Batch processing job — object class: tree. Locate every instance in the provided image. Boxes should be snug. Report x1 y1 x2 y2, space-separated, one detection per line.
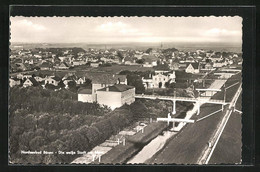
127 74 145 94
146 48 153 54
58 81 65 89
117 51 124 60
68 81 77 91
130 101 148 119
136 59 145 64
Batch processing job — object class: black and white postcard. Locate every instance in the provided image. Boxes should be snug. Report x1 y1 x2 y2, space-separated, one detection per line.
9 10 244 165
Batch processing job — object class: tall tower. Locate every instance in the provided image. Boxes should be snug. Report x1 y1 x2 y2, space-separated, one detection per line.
160 42 163 49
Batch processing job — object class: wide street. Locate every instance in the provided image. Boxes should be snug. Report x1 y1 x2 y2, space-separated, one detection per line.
146 74 241 164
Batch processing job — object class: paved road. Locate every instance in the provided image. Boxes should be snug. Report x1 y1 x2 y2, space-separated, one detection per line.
146 77 241 164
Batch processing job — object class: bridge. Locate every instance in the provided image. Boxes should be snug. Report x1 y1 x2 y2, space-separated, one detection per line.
135 94 227 104
135 94 228 115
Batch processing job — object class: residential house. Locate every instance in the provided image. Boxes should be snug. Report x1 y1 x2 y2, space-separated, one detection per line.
96 84 135 110
141 54 158 67
92 74 127 101
55 62 70 70
34 75 45 82
213 61 227 68
9 77 21 87
90 62 100 67
78 88 93 103
185 63 200 74
209 54 223 63
142 71 176 89
152 71 176 88
204 62 214 70
76 77 86 85
45 76 61 86
23 77 39 87
40 62 53 70
169 58 179 70
63 75 77 88
15 63 28 71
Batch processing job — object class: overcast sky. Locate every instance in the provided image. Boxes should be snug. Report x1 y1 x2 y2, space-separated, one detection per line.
10 16 242 44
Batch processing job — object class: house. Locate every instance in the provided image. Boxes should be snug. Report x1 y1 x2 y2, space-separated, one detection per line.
204 62 213 70
9 78 21 87
15 63 28 71
142 71 176 89
16 73 24 79
90 74 127 102
62 75 77 88
76 77 86 85
123 56 136 65
213 61 227 68
45 76 61 86
34 76 45 82
169 59 179 70
78 88 93 103
142 73 154 89
185 63 200 74
23 77 39 87
40 62 52 70
141 54 158 67
90 62 100 67
209 54 223 63
55 62 70 70
152 71 176 88
96 84 135 110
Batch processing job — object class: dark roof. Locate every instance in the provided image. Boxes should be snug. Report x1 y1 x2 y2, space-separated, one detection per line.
154 64 170 71
98 84 134 92
172 58 179 63
189 63 199 69
141 55 158 63
78 88 92 94
41 62 52 68
65 75 77 81
28 77 39 85
52 76 61 81
60 62 69 67
10 77 20 81
85 73 127 84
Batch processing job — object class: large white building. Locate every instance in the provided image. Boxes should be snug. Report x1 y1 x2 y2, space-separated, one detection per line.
78 73 135 109
142 70 176 89
96 84 135 110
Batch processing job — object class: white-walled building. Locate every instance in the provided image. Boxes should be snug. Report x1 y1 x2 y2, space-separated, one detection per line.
9 78 21 87
78 88 93 103
96 84 135 110
185 63 200 74
142 71 176 89
45 76 61 86
23 77 39 87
